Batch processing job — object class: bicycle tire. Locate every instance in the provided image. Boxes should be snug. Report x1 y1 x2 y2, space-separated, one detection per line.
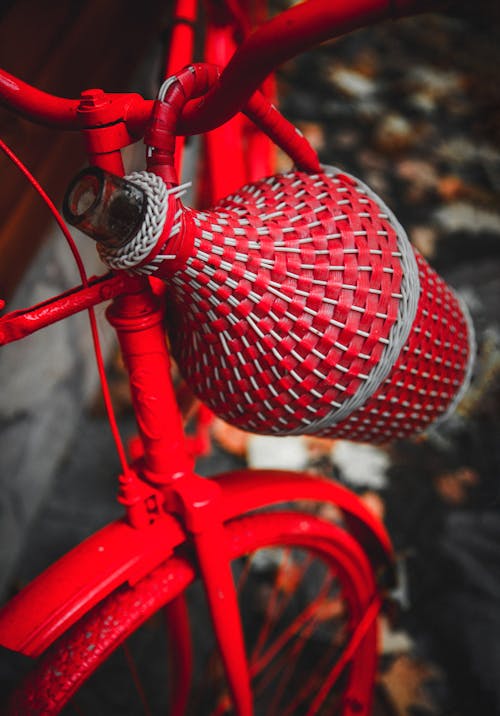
7 510 381 716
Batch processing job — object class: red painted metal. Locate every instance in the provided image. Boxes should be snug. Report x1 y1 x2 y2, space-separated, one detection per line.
216 469 395 583
229 511 380 716
0 511 185 656
310 598 380 715
199 0 277 200
176 0 441 135
202 19 248 201
0 0 440 139
0 273 131 345
144 62 319 187
163 0 198 180
164 0 198 78
107 288 194 482
7 512 380 716
162 468 252 715
0 67 149 133
240 0 277 183
0 468 393 659
244 92 321 172
193 522 253 716
0 68 80 127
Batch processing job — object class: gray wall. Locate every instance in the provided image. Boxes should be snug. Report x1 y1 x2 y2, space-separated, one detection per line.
0 227 114 596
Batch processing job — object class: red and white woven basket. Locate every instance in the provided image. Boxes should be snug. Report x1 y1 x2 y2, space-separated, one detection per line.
100 166 474 443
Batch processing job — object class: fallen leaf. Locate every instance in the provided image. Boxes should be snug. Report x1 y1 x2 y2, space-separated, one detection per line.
437 175 468 201
396 159 438 189
434 467 479 506
378 654 440 716
372 113 416 154
409 226 437 259
360 491 385 521
324 65 377 99
211 417 250 457
296 121 325 152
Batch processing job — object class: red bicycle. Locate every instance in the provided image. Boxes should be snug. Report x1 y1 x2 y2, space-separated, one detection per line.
0 1 474 714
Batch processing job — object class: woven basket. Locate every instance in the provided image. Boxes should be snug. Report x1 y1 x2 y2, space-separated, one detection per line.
101 166 474 443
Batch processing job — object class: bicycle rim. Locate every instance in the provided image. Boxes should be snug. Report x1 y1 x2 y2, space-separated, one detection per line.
8 511 380 716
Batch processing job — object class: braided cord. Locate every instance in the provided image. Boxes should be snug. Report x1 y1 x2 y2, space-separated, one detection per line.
98 172 169 271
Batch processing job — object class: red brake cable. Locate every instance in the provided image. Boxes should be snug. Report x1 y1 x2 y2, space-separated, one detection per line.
0 138 130 475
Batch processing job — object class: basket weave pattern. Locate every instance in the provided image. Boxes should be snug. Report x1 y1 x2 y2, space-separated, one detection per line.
321 251 471 441
106 168 473 442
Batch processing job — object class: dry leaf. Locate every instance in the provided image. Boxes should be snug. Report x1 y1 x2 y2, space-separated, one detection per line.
434 467 479 506
360 491 385 521
295 121 326 152
305 436 337 459
211 417 250 457
379 654 440 716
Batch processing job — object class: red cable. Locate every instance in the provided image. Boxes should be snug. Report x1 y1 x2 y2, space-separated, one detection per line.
0 138 130 474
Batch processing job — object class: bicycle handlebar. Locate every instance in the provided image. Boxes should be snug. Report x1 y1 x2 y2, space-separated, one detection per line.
177 0 441 135
0 69 80 129
0 0 443 134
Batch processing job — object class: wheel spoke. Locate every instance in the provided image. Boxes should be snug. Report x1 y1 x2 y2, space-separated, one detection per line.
122 641 153 716
305 597 381 716
249 548 292 661
264 616 320 713
251 574 333 674
281 639 343 716
11 511 382 716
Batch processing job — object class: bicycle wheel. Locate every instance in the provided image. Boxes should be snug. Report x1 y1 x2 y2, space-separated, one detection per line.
7 510 381 716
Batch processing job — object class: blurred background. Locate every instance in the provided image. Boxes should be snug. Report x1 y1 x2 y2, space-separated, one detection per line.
1 1 500 714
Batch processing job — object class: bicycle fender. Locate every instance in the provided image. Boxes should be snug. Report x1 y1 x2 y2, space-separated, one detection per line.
0 471 393 658
0 514 186 657
214 469 395 588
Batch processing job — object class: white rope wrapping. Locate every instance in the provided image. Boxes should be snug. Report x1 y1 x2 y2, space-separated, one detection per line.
98 171 169 271
289 165 421 434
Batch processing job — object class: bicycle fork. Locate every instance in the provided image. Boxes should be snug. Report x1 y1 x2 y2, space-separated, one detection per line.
108 283 253 716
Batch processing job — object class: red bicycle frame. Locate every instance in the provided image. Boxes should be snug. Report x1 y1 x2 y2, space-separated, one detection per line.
0 0 443 712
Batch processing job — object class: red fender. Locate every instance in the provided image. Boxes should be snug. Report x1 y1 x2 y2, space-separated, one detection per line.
0 470 393 657
0 515 186 657
217 470 394 585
